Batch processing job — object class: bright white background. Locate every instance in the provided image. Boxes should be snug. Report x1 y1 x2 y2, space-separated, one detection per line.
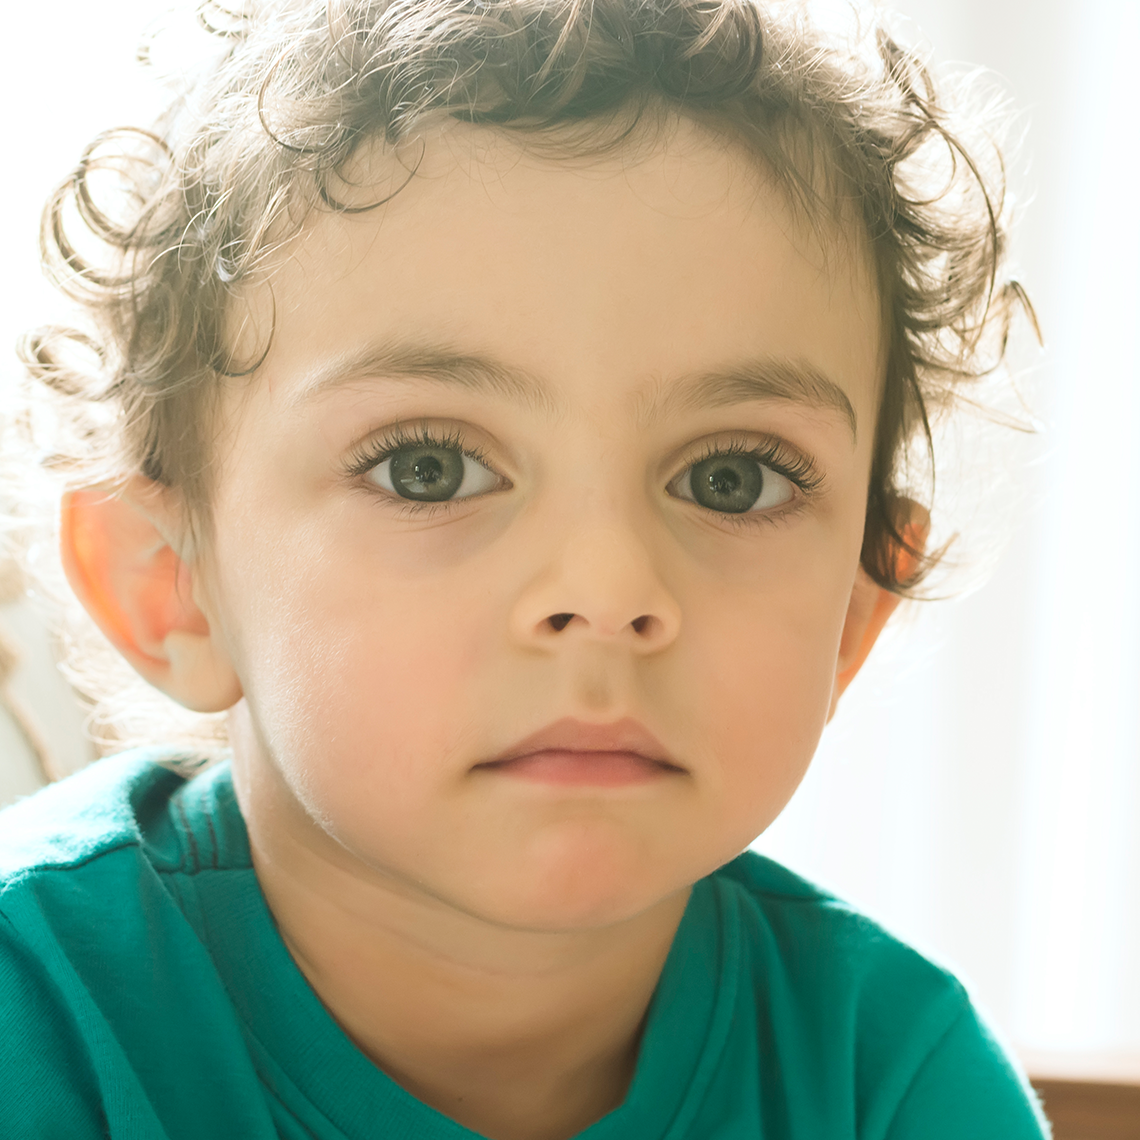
1 0 1136 1080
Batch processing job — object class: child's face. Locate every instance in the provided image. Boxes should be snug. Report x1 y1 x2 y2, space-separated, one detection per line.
204 120 883 930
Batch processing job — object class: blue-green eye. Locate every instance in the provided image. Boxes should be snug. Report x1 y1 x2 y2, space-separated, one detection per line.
671 451 795 514
367 442 500 502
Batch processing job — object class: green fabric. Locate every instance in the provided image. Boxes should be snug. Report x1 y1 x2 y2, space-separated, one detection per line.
0 751 1050 1139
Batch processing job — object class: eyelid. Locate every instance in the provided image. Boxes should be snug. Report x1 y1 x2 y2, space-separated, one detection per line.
345 420 504 480
670 433 824 494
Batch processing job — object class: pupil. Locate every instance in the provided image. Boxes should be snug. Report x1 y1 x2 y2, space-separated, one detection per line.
414 456 443 485
690 454 763 513
708 468 741 496
391 446 464 501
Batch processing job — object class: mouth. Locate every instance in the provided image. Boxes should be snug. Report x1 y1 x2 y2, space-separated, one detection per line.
474 717 686 787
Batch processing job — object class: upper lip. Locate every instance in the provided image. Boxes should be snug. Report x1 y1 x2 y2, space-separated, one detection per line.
480 717 682 769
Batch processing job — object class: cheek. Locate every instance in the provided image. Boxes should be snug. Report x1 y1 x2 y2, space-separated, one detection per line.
214 515 500 812
678 550 854 815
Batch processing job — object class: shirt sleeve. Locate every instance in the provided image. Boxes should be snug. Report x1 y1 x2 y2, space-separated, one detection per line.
883 1002 1052 1140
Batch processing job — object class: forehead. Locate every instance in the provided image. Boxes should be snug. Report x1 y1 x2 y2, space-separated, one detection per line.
234 116 883 434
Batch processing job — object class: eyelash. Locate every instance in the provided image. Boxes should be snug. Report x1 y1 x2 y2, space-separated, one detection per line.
676 435 823 528
346 423 502 516
686 435 822 492
346 423 495 478
346 424 824 520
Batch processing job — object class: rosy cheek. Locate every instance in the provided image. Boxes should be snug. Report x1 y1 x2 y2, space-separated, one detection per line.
686 585 838 768
256 593 487 801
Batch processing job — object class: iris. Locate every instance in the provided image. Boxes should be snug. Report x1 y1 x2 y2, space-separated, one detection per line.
689 454 764 513
390 446 466 501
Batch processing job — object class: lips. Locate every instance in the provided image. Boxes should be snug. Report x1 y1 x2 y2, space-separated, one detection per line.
475 717 684 785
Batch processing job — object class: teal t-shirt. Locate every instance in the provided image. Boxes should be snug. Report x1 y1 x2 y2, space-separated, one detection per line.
0 751 1050 1139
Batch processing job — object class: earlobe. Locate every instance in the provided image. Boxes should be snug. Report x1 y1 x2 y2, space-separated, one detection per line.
828 505 929 721
828 569 902 720
60 479 242 713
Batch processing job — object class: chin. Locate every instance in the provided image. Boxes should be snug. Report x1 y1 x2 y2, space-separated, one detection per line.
462 837 686 933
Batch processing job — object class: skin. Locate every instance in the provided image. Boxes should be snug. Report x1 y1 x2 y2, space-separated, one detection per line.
62 118 902 1140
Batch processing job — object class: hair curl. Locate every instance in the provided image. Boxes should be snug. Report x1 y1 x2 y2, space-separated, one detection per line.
15 0 1036 750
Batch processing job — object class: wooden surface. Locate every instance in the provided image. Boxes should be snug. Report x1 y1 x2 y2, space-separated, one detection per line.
1032 1079 1140 1140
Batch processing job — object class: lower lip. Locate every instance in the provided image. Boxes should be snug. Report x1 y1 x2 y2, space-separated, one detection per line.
479 749 675 787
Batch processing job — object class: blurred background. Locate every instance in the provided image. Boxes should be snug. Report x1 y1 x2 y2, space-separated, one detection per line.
1 0 1136 1108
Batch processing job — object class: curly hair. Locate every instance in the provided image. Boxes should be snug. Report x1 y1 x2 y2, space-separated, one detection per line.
14 0 1035 751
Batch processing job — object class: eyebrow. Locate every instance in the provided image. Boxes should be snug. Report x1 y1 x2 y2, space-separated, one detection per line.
295 338 857 439
294 341 560 416
645 359 857 440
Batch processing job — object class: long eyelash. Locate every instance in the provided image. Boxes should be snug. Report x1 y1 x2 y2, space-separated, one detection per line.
345 422 493 479
690 436 825 495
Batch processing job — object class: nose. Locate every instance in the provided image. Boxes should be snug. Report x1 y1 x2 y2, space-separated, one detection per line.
508 519 681 652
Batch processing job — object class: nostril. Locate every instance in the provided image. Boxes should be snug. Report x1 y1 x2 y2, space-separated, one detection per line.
543 613 658 635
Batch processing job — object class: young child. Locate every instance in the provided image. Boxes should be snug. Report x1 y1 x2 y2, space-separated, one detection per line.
1 1 1049 1137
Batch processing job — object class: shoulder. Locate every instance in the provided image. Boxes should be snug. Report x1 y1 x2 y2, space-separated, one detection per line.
0 749 192 887
0 746 247 950
711 848 963 1001
710 849 972 1043
705 852 1050 1138
0 752 262 1138
0 748 240 885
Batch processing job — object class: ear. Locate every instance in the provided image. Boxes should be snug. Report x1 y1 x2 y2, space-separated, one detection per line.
60 477 242 713
828 504 930 721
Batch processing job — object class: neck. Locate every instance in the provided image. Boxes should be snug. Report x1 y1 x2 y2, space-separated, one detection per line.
232 739 690 1140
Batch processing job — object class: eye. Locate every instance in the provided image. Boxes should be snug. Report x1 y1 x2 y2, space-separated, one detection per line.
366 440 501 502
670 449 796 514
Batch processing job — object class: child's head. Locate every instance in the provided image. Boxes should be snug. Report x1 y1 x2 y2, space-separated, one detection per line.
19 0 1030 927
